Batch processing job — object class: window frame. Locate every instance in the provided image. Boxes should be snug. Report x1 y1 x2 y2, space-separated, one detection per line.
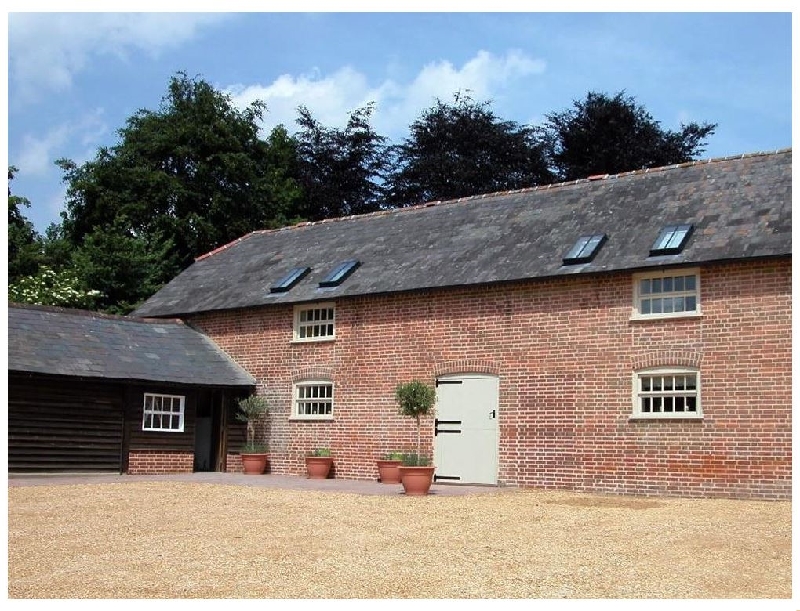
293 302 336 342
142 392 186 432
291 380 334 420
631 367 702 420
631 268 701 321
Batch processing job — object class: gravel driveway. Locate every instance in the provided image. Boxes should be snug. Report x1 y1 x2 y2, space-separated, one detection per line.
8 481 791 599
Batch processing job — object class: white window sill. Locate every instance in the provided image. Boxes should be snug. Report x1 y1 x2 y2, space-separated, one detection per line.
629 312 703 323
628 415 703 422
291 337 336 344
289 416 334 422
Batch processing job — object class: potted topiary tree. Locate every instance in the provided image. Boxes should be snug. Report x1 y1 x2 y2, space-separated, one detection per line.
395 380 437 495
236 394 270 475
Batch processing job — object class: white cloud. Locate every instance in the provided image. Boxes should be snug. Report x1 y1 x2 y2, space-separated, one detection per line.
227 49 546 141
15 110 109 178
228 66 383 133
8 13 229 102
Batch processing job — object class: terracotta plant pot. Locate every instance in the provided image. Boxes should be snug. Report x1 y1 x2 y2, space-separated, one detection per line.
306 456 333 479
376 459 403 484
241 453 269 475
398 465 435 495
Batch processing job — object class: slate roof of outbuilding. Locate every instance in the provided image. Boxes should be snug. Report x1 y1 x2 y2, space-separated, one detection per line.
134 149 792 318
8 303 255 387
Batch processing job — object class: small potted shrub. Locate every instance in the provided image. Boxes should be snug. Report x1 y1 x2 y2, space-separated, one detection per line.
376 450 404 484
395 380 436 495
235 394 270 475
306 447 333 479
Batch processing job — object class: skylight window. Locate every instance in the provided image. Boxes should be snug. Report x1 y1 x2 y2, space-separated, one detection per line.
650 224 694 256
563 234 607 265
319 260 360 288
270 267 311 293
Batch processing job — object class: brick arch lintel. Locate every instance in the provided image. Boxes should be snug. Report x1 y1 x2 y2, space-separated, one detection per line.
631 350 703 370
291 365 334 382
434 359 501 378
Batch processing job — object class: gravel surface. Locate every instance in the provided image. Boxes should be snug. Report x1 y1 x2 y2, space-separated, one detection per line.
8 482 791 599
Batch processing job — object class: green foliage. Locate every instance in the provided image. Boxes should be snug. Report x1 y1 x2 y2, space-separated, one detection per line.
56 72 305 311
8 167 43 283
236 395 270 421
240 442 269 454
8 265 102 309
401 452 431 467
69 221 177 314
395 380 436 420
387 92 553 207
309 448 332 457
395 380 436 459
236 394 270 448
294 103 389 220
382 451 405 461
540 90 717 181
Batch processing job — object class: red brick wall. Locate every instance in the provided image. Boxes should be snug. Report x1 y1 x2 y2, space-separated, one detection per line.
127 450 194 474
190 259 791 499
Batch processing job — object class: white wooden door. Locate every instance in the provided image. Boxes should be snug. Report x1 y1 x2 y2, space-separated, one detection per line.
433 374 499 485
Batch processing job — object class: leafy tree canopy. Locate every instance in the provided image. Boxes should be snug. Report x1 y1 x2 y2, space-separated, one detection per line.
58 72 304 282
294 103 389 220
540 90 717 181
386 93 554 207
8 166 42 283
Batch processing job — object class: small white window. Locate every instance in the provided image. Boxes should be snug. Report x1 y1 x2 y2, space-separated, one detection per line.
632 368 702 419
293 303 335 341
292 381 334 419
142 393 185 432
632 269 701 320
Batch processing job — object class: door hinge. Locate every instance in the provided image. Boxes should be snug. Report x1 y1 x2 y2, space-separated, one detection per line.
434 419 461 436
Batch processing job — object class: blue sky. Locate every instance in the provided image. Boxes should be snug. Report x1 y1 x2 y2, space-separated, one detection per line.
5 10 794 234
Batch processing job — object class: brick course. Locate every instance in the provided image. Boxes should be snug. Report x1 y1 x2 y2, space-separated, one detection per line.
190 259 791 499
128 450 194 475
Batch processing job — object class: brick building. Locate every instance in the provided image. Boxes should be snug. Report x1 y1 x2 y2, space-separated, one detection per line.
130 149 789 498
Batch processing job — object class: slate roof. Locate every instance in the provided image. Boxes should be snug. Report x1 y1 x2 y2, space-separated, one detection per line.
134 149 792 318
8 303 255 387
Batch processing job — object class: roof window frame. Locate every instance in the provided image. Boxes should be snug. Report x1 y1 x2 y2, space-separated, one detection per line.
562 233 608 265
649 224 694 256
319 260 360 288
270 266 312 293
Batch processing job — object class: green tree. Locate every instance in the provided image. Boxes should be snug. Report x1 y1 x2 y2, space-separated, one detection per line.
540 90 717 181
69 220 177 314
8 166 43 283
386 93 553 207
294 103 390 221
57 72 304 312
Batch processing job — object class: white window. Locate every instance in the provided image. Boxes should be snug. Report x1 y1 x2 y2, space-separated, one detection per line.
142 393 185 432
293 381 334 419
294 303 335 341
632 269 700 319
632 368 702 419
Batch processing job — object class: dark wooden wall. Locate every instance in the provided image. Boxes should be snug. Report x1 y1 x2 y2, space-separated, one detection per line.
10 373 251 473
9 373 124 472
